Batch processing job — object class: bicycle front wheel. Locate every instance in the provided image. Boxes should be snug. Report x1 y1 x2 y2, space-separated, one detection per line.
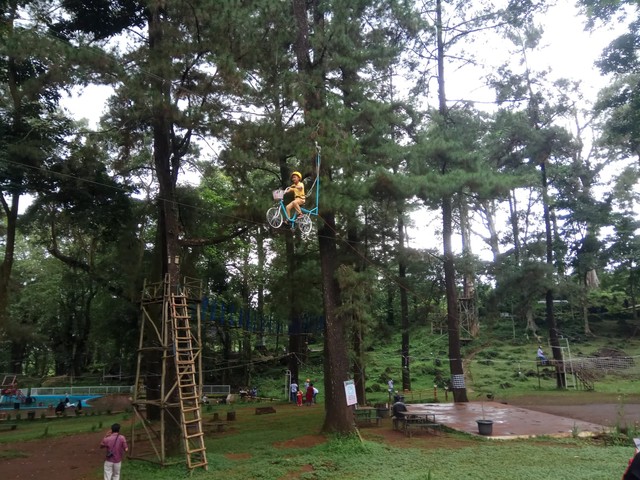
297 214 313 237
266 206 284 228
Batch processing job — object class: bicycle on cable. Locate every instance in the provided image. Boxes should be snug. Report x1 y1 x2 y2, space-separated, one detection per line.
266 144 321 238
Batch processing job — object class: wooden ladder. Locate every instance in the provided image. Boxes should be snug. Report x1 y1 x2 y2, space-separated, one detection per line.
170 293 208 471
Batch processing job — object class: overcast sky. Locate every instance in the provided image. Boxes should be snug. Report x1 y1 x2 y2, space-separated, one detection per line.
61 3 625 128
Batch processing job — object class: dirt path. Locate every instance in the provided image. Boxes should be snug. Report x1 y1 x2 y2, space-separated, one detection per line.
0 394 132 480
0 431 105 480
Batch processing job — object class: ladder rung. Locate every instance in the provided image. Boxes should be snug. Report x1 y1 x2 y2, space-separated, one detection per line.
186 432 204 440
187 443 206 454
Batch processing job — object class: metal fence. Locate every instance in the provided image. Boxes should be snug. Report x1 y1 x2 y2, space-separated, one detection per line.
30 386 133 396
202 385 231 396
30 385 231 397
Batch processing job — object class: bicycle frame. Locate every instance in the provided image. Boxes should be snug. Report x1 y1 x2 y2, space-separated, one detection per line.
276 181 318 226
275 148 320 227
267 145 321 233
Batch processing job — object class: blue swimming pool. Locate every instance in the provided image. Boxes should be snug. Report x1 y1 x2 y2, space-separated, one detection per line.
0 394 101 410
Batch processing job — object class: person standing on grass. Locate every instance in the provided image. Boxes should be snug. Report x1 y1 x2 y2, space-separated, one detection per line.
290 380 298 403
100 422 128 480
537 345 547 365
296 388 303 407
305 383 314 406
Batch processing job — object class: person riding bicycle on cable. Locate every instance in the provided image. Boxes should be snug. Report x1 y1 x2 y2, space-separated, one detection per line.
285 171 305 220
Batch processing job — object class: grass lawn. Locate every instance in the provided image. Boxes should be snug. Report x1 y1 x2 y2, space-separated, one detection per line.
4 325 640 479
0 399 633 479
121 402 632 480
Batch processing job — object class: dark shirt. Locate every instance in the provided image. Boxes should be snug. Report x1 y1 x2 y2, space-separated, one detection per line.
624 453 640 480
392 401 407 417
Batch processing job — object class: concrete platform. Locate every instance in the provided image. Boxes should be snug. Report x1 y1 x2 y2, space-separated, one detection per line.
408 402 609 439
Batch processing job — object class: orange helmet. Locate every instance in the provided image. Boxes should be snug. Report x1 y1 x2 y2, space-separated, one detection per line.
291 171 302 180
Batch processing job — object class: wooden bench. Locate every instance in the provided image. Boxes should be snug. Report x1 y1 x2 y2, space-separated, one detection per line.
203 422 227 433
401 414 440 437
354 409 381 427
255 406 276 415
0 423 17 431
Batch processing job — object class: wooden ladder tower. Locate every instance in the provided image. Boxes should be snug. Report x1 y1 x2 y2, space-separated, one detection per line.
129 275 206 471
170 292 207 470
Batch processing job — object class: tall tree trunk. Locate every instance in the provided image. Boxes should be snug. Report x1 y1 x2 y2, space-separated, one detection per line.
292 0 354 434
540 160 564 388
256 227 267 349
342 62 367 405
348 226 367 405
319 213 353 433
0 195 18 330
148 1 182 453
1 4 23 330
480 199 501 262
630 262 638 321
436 0 468 403
353 318 366 406
460 199 479 337
508 190 521 264
398 210 411 392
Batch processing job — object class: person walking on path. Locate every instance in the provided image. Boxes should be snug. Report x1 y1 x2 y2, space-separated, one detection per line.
100 422 128 480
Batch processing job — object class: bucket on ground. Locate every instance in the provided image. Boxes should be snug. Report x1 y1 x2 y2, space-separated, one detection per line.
476 419 493 436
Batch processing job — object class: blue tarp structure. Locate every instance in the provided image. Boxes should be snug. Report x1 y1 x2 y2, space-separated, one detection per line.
200 297 323 335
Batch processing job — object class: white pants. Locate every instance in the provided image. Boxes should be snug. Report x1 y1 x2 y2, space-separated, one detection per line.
104 460 122 480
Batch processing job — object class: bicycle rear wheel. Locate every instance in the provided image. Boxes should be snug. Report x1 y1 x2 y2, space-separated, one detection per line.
297 214 313 237
266 206 284 228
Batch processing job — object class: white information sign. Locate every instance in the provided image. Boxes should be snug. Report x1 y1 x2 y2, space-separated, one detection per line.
344 379 358 406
